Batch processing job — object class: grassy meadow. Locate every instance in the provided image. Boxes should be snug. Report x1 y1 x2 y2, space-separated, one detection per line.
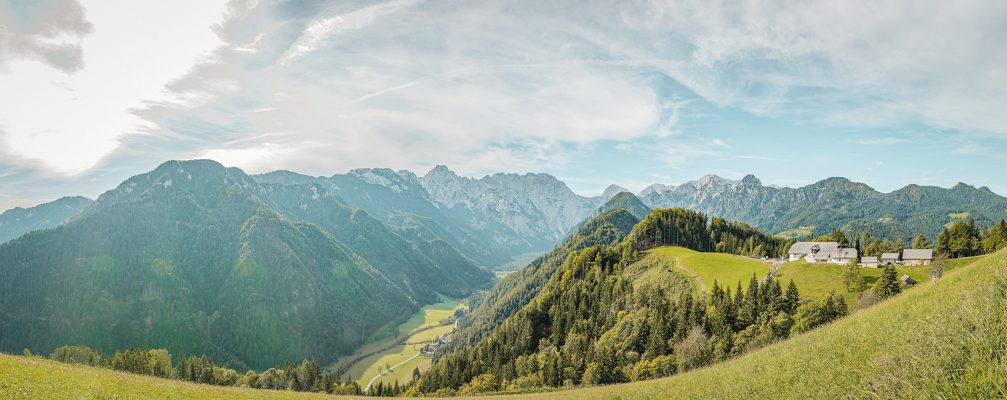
648 246 771 294
777 256 979 304
774 225 816 240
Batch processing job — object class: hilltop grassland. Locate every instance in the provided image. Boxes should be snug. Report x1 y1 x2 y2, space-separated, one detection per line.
649 246 770 295
477 249 1007 399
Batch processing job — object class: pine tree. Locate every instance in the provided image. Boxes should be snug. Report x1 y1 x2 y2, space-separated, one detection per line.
784 281 800 314
877 265 901 299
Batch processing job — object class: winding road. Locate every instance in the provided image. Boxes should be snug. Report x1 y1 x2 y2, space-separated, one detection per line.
364 352 421 392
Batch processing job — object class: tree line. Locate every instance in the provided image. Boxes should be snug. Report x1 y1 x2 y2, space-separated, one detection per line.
630 208 793 258
39 344 414 396
806 217 1007 260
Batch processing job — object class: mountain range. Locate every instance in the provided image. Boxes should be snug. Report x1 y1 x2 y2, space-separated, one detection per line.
2 161 1005 371
639 174 1007 240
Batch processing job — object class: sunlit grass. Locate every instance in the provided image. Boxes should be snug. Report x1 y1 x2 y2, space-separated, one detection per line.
648 247 770 295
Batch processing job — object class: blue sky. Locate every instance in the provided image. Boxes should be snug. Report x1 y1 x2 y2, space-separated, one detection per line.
1 0 1006 209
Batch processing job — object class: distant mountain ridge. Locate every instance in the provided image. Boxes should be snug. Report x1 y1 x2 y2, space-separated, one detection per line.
637 174 1007 240
0 196 92 244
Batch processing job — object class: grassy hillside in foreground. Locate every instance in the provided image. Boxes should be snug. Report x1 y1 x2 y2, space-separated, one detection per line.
479 248 1007 399
0 354 346 400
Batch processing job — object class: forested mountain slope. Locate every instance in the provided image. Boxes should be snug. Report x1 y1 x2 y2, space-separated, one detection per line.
419 208 790 393
0 196 92 244
446 209 641 353
494 249 1007 399
639 174 1007 240
0 160 491 370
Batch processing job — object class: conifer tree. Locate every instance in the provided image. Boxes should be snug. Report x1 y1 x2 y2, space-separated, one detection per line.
877 265 902 299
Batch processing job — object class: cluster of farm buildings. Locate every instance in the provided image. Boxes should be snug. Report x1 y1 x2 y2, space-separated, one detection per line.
787 242 934 268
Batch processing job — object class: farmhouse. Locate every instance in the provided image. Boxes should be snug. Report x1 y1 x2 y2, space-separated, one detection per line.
881 253 900 265
787 242 859 264
902 249 934 266
861 256 879 268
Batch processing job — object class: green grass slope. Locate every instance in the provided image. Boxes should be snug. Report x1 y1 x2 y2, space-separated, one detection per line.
488 249 1007 399
0 354 344 400
650 247 770 294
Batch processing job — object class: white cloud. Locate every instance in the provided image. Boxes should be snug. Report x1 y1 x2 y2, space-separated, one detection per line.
3 0 1006 187
0 0 227 174
0 0 93 73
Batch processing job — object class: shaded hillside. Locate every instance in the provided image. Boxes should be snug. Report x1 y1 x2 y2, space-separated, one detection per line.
0 196 92 244
0 160 491 370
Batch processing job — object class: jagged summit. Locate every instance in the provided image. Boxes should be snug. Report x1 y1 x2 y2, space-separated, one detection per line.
601 184 630 199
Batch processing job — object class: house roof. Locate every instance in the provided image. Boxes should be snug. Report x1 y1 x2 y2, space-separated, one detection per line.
833 248 858 259
881 253 900 260
903 249 934 260
901 274 918 284
812 253 831 260
788 241 840 255
862 256 879 263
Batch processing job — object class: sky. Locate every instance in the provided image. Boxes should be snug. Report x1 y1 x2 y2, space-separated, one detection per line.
1 0 1006 210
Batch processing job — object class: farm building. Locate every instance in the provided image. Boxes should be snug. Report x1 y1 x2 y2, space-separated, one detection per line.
902 249 934 266
861 256 879 268
787 242 858 264
881 253 900 265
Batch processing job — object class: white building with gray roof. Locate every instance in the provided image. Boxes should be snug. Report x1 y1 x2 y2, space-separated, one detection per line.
787 241 858 265
902 249 934 266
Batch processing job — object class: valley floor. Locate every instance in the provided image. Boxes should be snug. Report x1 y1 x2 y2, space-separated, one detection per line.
337 297 464 389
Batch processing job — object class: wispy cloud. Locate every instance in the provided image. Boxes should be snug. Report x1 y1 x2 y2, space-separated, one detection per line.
279 0 423 65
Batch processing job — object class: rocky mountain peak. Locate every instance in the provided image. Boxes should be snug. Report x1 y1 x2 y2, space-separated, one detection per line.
601 184 630 199
638 183 675 197
740 174 762 186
